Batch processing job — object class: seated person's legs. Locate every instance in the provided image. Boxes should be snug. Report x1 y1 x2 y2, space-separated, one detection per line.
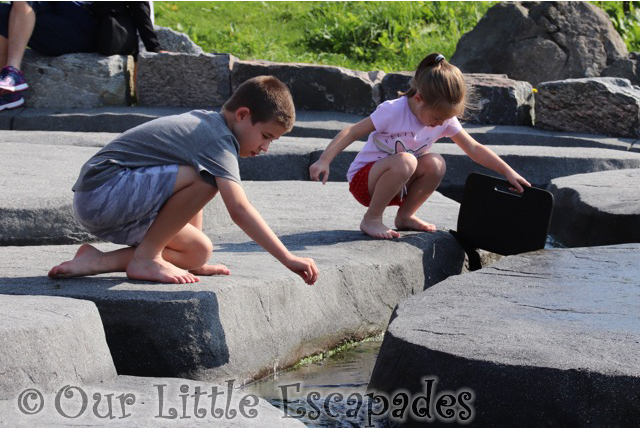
0 1 34 109
49 165 229 283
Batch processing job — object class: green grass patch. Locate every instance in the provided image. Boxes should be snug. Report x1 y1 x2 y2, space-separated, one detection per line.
155 1 639 72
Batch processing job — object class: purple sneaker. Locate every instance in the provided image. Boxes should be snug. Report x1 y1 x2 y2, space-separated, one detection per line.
0 91 24 111
0 66 28 92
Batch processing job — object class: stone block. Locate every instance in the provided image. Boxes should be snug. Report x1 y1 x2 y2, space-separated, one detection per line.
601 57 639 85
0 295 117 400
232 60 384 115
369 244 640 426
381 72 534 126
535 77 640 138
21 50 133 109
152 25 204 54
548 168 640 247
136 52 232 108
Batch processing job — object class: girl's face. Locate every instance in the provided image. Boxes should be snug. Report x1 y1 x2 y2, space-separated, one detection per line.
413 94 458 127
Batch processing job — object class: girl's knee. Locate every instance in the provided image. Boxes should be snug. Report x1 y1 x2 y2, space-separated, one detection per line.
391 152 418 177
418 153 446 177
189 235 214 267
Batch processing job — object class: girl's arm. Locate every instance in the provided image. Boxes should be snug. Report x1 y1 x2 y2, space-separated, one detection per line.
309 117 375 184
451 128 531 192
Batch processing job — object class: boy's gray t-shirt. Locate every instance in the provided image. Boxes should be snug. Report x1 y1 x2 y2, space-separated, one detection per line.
73 110 241 192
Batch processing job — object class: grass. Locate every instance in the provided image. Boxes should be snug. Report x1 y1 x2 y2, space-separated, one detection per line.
155 1 639 73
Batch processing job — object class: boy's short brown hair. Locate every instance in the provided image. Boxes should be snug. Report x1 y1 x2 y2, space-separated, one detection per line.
222 76 295 132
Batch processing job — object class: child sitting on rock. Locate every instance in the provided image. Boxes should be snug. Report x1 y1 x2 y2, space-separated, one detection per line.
309 53 531 239
49 76 318 285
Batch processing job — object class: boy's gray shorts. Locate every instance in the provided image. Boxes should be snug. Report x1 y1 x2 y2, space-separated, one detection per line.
73 164 179 246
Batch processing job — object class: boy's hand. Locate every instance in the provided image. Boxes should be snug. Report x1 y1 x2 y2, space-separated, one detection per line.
309 159 330 184
505 171 531 193
284 256 319 285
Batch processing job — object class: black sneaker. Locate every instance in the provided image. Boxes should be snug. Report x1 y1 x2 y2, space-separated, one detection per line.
0 66 28 92
0 91 24 111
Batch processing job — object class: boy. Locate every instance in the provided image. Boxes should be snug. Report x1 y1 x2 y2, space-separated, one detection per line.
49 76 319 285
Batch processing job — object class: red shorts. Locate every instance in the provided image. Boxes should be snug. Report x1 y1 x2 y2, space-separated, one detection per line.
349 162 404 207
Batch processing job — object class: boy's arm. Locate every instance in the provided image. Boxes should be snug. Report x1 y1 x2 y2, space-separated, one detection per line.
451 129 531 192
216 177 319 285
309 117 375 184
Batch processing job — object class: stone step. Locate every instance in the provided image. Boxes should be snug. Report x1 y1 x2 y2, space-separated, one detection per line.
0 295 117 401
2 108 638 152
1 139 639 246
368 244 640 426
0 296 300 427
548 168 640 247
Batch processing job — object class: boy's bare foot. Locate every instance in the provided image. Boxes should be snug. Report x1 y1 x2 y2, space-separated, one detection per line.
360 216 400 239
395 215 437 232
126 256 199 284
189 264 231 276
48 244 104 278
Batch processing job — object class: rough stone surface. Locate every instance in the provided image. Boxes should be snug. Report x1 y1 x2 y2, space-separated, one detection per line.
451 2 628 86
369 245 640 427
21 50 133 109
232 60 384 115
381 72 535 126
535 77 640 138
0 295 117 400
151 25 204 54
548 168 640 247
136 53 232 107
601 56 640 85
0 375 304 427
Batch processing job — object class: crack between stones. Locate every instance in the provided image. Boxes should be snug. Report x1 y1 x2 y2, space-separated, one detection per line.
414 328 465 336
516 303 608 315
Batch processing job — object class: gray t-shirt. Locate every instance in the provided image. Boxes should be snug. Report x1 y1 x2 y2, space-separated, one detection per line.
73 110 241 191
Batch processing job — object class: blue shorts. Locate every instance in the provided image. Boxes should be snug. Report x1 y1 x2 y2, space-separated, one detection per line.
73 165 179 246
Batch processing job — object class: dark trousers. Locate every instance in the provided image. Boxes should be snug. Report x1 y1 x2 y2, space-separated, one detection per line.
0 1 98 56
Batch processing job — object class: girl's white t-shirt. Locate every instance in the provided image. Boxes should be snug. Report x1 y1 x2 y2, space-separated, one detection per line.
346 96 462 182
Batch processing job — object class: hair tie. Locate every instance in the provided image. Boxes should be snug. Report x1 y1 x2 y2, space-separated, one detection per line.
435 54 446 63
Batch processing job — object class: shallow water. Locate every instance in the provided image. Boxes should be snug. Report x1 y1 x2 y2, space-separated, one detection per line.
242 340 388 427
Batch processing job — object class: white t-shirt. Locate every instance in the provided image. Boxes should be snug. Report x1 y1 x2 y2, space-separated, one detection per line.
346 96 463 182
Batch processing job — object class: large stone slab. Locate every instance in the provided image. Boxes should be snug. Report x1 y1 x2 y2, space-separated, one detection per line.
548 168 640 247
451 2 628 85
0 375 304 427
535 77 640 138
136 53 233 108
21 50 133 109
232 60 383 115
368 244 640 427
381 72 535 126
0 295 117 400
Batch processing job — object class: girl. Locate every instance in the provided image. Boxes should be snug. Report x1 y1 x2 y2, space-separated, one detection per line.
309 53 530 239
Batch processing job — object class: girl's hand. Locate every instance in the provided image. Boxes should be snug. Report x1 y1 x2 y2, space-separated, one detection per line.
309 159 330 184
284 256 319 285
505 170 531 193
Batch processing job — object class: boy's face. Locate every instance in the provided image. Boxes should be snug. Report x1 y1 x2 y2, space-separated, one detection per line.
233 108 287 158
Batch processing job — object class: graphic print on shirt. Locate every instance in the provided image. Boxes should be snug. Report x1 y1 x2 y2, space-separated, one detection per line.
371 131 434 158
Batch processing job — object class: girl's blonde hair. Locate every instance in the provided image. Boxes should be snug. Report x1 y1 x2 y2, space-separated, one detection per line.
403 53 468 118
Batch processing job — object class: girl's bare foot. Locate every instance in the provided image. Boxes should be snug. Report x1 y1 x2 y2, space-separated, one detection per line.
395 215 437 232
48 244 104 278
360 215 400 239
126 256 199 284
190 264 230 276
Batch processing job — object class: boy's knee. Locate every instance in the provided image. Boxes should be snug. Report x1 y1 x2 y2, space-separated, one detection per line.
190 235 214 267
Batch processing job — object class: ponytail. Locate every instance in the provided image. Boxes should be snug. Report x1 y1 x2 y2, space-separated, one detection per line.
402 52 467 117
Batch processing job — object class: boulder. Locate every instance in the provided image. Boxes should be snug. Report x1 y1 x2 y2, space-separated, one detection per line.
232 60 384 115
601 54 640 85
151 25 204 54
548 168 640 247
535 77 640 138
0 295 117 400
369 244 640 426
21 50 133 108
451 2 628 86
381 72 534 126
136 52 233 108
